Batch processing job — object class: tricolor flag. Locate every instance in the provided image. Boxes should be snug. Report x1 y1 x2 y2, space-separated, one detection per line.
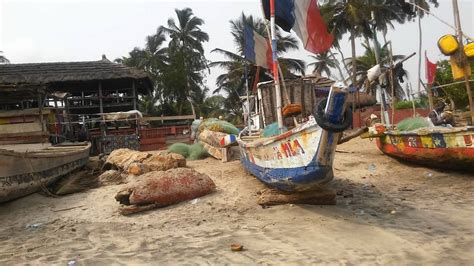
261 0 334 54
244 24 272 69
425 52 437 85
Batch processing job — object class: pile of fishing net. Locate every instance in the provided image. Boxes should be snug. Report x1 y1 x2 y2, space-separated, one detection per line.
168 143 209 160
396 117 431 132
261 122 287 137
198 118 239 135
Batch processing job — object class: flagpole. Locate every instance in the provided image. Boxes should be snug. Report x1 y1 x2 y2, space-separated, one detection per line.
270 0 284 132
244 64 252 134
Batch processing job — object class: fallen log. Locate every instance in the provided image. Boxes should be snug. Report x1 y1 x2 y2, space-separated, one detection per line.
257 187 336 206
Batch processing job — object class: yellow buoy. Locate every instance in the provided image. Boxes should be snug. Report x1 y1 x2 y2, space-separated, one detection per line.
450 56 471 80
464 42 474 58
438 34 459 55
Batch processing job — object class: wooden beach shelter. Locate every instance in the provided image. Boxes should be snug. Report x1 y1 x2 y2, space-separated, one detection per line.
0 55 152 115
0 56 152 152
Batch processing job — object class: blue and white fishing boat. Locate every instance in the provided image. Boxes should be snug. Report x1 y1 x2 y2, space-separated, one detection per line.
237 0 352 192
237 84 351 192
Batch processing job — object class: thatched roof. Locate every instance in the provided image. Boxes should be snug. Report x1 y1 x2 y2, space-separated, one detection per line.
0 58 152 93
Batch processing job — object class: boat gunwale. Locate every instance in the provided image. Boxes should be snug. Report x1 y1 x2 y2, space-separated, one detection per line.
384 126 474 136
237 118 319 148
0 142 91 158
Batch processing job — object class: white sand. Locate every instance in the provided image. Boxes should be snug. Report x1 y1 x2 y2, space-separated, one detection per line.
0 138 473 264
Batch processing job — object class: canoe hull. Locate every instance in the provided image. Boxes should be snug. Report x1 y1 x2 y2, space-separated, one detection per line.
0 143 91 202
238 89 347 192
376 130 474 170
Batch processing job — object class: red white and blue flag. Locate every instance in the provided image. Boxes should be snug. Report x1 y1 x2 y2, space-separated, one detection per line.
261 0 334 54
244 24 272 69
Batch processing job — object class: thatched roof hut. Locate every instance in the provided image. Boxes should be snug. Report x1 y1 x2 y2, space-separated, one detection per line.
0 56 152 114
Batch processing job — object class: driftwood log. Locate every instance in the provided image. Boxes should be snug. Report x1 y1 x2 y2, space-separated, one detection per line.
257 188 336 206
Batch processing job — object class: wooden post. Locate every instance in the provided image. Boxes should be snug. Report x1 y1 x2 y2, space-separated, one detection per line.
132 80 137 110
38 90 45 133
98 81 104 114
427 83 434 110
452 0 474 124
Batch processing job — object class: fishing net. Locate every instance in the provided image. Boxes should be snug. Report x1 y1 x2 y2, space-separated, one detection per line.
168 142 208 160
168 143 191 158
396 117 431 132
188 143 209 160
261 122 287 137
198 118 239 135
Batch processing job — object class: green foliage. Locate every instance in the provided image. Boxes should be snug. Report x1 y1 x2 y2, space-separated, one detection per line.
395 97 428 110
0 51 9 64
434 59 474 111
117 8 209 116
396 117 430 132
209 13 306 119
199 95 226 118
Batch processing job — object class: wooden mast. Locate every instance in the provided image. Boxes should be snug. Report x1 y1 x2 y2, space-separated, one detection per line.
270 0 284 132
452 0 474 124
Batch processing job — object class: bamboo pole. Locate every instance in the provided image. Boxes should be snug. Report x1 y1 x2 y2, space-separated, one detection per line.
270 0 284 132
452 0 474 124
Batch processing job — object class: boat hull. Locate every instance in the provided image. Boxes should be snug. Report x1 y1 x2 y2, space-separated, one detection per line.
238 90 347 192
0 143 91 202
376 129 474 170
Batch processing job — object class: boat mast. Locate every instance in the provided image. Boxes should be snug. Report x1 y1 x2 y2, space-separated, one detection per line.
269 0 284 132
452 0 474 123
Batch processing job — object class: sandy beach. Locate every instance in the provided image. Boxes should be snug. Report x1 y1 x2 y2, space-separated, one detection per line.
0 138 472 265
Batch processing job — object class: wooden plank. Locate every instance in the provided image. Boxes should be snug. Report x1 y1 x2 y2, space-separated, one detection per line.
142 115 195 121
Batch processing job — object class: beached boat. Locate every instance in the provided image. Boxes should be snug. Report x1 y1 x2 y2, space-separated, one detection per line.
0 142 91 202
364 125 474 170
362 0 474 171
237 86 351 192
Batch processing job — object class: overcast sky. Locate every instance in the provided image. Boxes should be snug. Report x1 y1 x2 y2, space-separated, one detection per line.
1 0 473 96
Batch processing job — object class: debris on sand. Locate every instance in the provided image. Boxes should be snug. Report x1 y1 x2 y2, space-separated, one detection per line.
230 243 244 252
49 170 98 195
115 168 216 215
98 170 126 186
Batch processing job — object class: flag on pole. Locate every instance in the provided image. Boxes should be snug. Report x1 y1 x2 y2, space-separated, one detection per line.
244 24 272 69
261 0 334 54
425 52 437 85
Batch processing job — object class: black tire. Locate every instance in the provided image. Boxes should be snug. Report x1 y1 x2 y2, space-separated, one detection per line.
313 98 352 133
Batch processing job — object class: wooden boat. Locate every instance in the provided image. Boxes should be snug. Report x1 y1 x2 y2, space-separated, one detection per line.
0 142 91 202
361 0 474 171
237 86 351 192
363 125 474 170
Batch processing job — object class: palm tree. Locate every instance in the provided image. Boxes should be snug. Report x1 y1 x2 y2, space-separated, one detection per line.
209 13 305 117
116 28 169 113
160 8 209 114
307 52 340 78
344 42 408 99
0 51 10 64
320 0 438 87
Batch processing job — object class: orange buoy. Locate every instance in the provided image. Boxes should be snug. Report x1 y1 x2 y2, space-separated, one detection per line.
282 103 302 117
